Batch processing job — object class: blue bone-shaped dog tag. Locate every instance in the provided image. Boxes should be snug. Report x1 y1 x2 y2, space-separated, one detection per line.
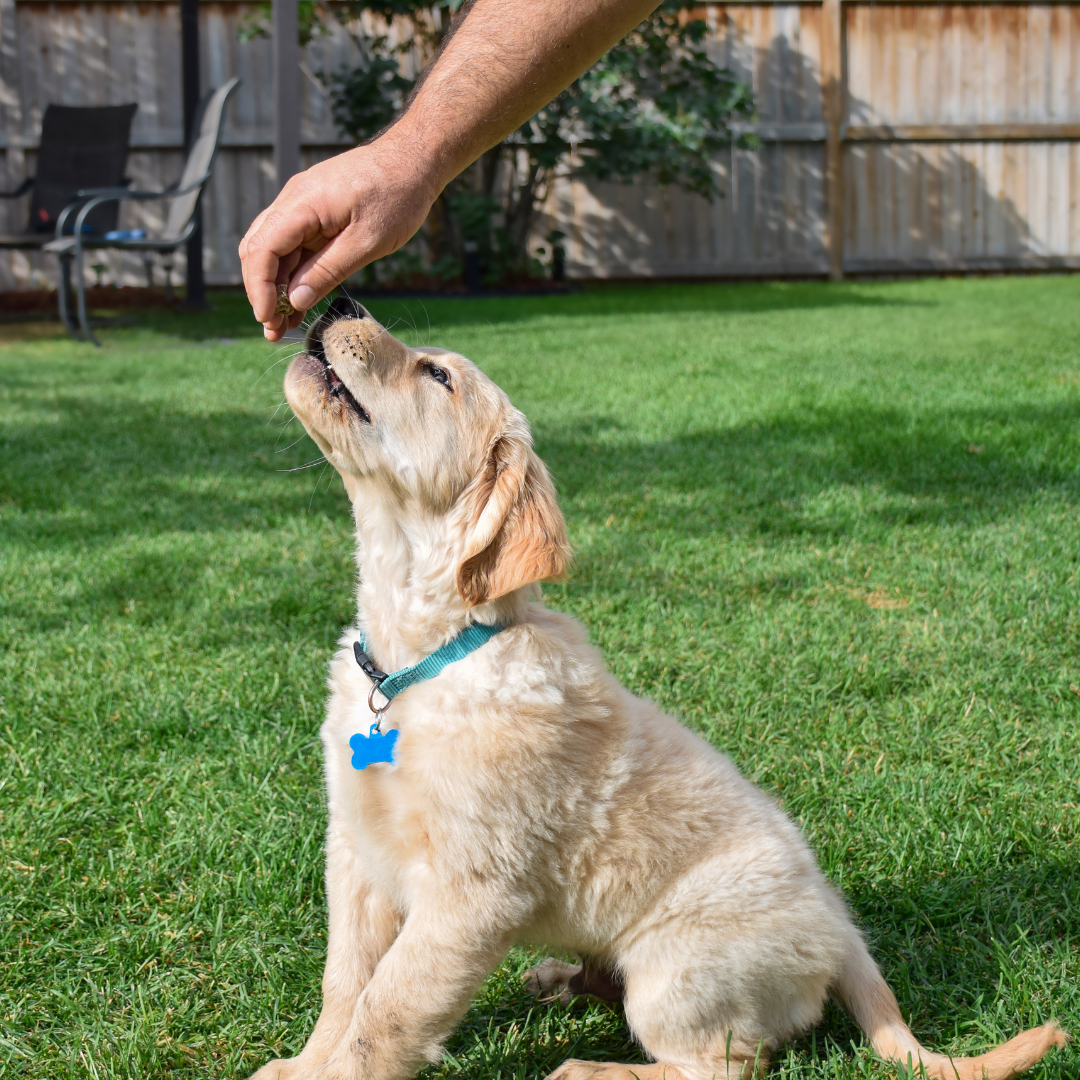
349 723 398 770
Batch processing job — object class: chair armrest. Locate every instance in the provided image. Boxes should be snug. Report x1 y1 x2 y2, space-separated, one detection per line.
54 178 135 235
0 177 34 199
54 197 89 238
73 186 164 200
55 186 169 239
74 177 208 202
58 173 213 244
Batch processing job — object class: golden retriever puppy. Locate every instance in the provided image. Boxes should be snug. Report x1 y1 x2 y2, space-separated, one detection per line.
249 299 1066 1080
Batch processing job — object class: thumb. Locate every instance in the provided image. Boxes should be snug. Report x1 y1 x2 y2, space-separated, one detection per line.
287 230 372 312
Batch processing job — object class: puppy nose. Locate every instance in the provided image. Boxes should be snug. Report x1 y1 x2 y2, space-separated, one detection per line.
326 294 373 322
305 294 376 360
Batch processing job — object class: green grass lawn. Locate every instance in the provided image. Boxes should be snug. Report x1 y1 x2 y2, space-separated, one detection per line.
1 278 1078 1079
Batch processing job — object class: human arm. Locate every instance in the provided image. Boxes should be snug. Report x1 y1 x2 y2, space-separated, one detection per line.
239 0 662 340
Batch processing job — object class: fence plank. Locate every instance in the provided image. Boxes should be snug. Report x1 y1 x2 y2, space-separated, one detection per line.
1 0 1079 289
846 122 1080 138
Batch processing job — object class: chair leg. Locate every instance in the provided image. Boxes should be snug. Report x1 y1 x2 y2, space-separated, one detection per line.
75 244 100 347
57 255 79 338
143 255 154 290
162 256 174 303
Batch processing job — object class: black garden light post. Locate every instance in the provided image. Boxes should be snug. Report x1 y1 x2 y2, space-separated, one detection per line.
180 0 206 309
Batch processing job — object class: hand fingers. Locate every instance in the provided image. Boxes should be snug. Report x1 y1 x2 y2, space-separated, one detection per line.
275 246 303 286
241 204 326 323
248 248 306 340
238 205 271 261
243 246 286 325
239 207 277 320
262 321 285 342
258 249 312 340
240 145 431 328
287 230 372 312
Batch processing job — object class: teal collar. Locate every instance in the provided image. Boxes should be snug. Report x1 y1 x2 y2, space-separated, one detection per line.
353 622 505 720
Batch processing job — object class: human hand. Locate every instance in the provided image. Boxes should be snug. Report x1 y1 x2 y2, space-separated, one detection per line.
239 134 440 341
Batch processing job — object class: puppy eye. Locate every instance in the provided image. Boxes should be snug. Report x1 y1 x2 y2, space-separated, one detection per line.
422 363 453 392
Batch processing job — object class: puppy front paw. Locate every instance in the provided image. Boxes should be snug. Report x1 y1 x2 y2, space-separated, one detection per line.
544 1060 614 1080
247 1056 310 1080
523 957 582 1005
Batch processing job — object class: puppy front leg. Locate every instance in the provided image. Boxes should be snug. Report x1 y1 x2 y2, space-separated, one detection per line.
319 901 513 1080
249 830 401 1080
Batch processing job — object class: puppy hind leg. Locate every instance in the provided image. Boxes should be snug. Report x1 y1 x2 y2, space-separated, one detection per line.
545 1062 689 1080
545 1040 770 1080
525 956 626 1006
545 1059 764 1080
524 958 582 1005
623 999 777 1080
541 981 770 1080
619 958 779 1080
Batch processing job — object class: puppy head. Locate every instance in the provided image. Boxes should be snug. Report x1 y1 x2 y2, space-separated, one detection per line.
284 297 570 606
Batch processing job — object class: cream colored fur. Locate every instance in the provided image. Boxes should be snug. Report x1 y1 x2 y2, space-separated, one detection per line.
249 301 1067 1080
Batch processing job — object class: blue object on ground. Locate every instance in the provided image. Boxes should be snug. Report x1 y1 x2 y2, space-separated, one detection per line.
103 228 146 240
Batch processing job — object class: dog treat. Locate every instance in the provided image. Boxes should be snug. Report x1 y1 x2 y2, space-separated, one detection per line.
275 284 296 317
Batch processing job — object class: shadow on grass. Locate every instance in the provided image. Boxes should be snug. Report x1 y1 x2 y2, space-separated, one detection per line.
359 280 927 333
116 281 925 345
4 390 1077 640
828 856 1080 1052
540 400 1080 536
857 853 1080 963
0 393 340 538
3 393 1078 550
107 291 273 342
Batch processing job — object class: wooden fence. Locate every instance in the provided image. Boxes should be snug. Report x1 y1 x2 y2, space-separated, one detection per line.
0 0 365 288
0 0 1078 289
547 1 1080 278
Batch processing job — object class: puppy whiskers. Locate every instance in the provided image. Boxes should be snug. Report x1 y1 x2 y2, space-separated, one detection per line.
254 343 306 387
308 460 331 510
275 433 309 454
280 455 329 473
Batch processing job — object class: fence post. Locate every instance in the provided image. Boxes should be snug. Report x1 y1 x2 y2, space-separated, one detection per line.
0 0 22 291
273 0 301 191
821 0 844 281
0 0 24 255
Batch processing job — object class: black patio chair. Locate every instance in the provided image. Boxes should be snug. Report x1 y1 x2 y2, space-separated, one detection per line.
45 78 239 344
0 103 138 249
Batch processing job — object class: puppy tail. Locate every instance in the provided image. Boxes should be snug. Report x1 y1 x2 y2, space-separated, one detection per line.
834 935 1069 1080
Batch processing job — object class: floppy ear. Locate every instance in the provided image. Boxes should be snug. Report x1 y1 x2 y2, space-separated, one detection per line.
457 415 570 607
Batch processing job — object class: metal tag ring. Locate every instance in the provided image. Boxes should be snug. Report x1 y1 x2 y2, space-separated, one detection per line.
367 681 392 723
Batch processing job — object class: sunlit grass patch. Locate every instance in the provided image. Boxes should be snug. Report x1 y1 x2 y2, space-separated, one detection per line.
1 278 1077 1078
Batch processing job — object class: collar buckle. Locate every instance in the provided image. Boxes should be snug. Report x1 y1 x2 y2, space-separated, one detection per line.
354 640 392 728
353 641 388 684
